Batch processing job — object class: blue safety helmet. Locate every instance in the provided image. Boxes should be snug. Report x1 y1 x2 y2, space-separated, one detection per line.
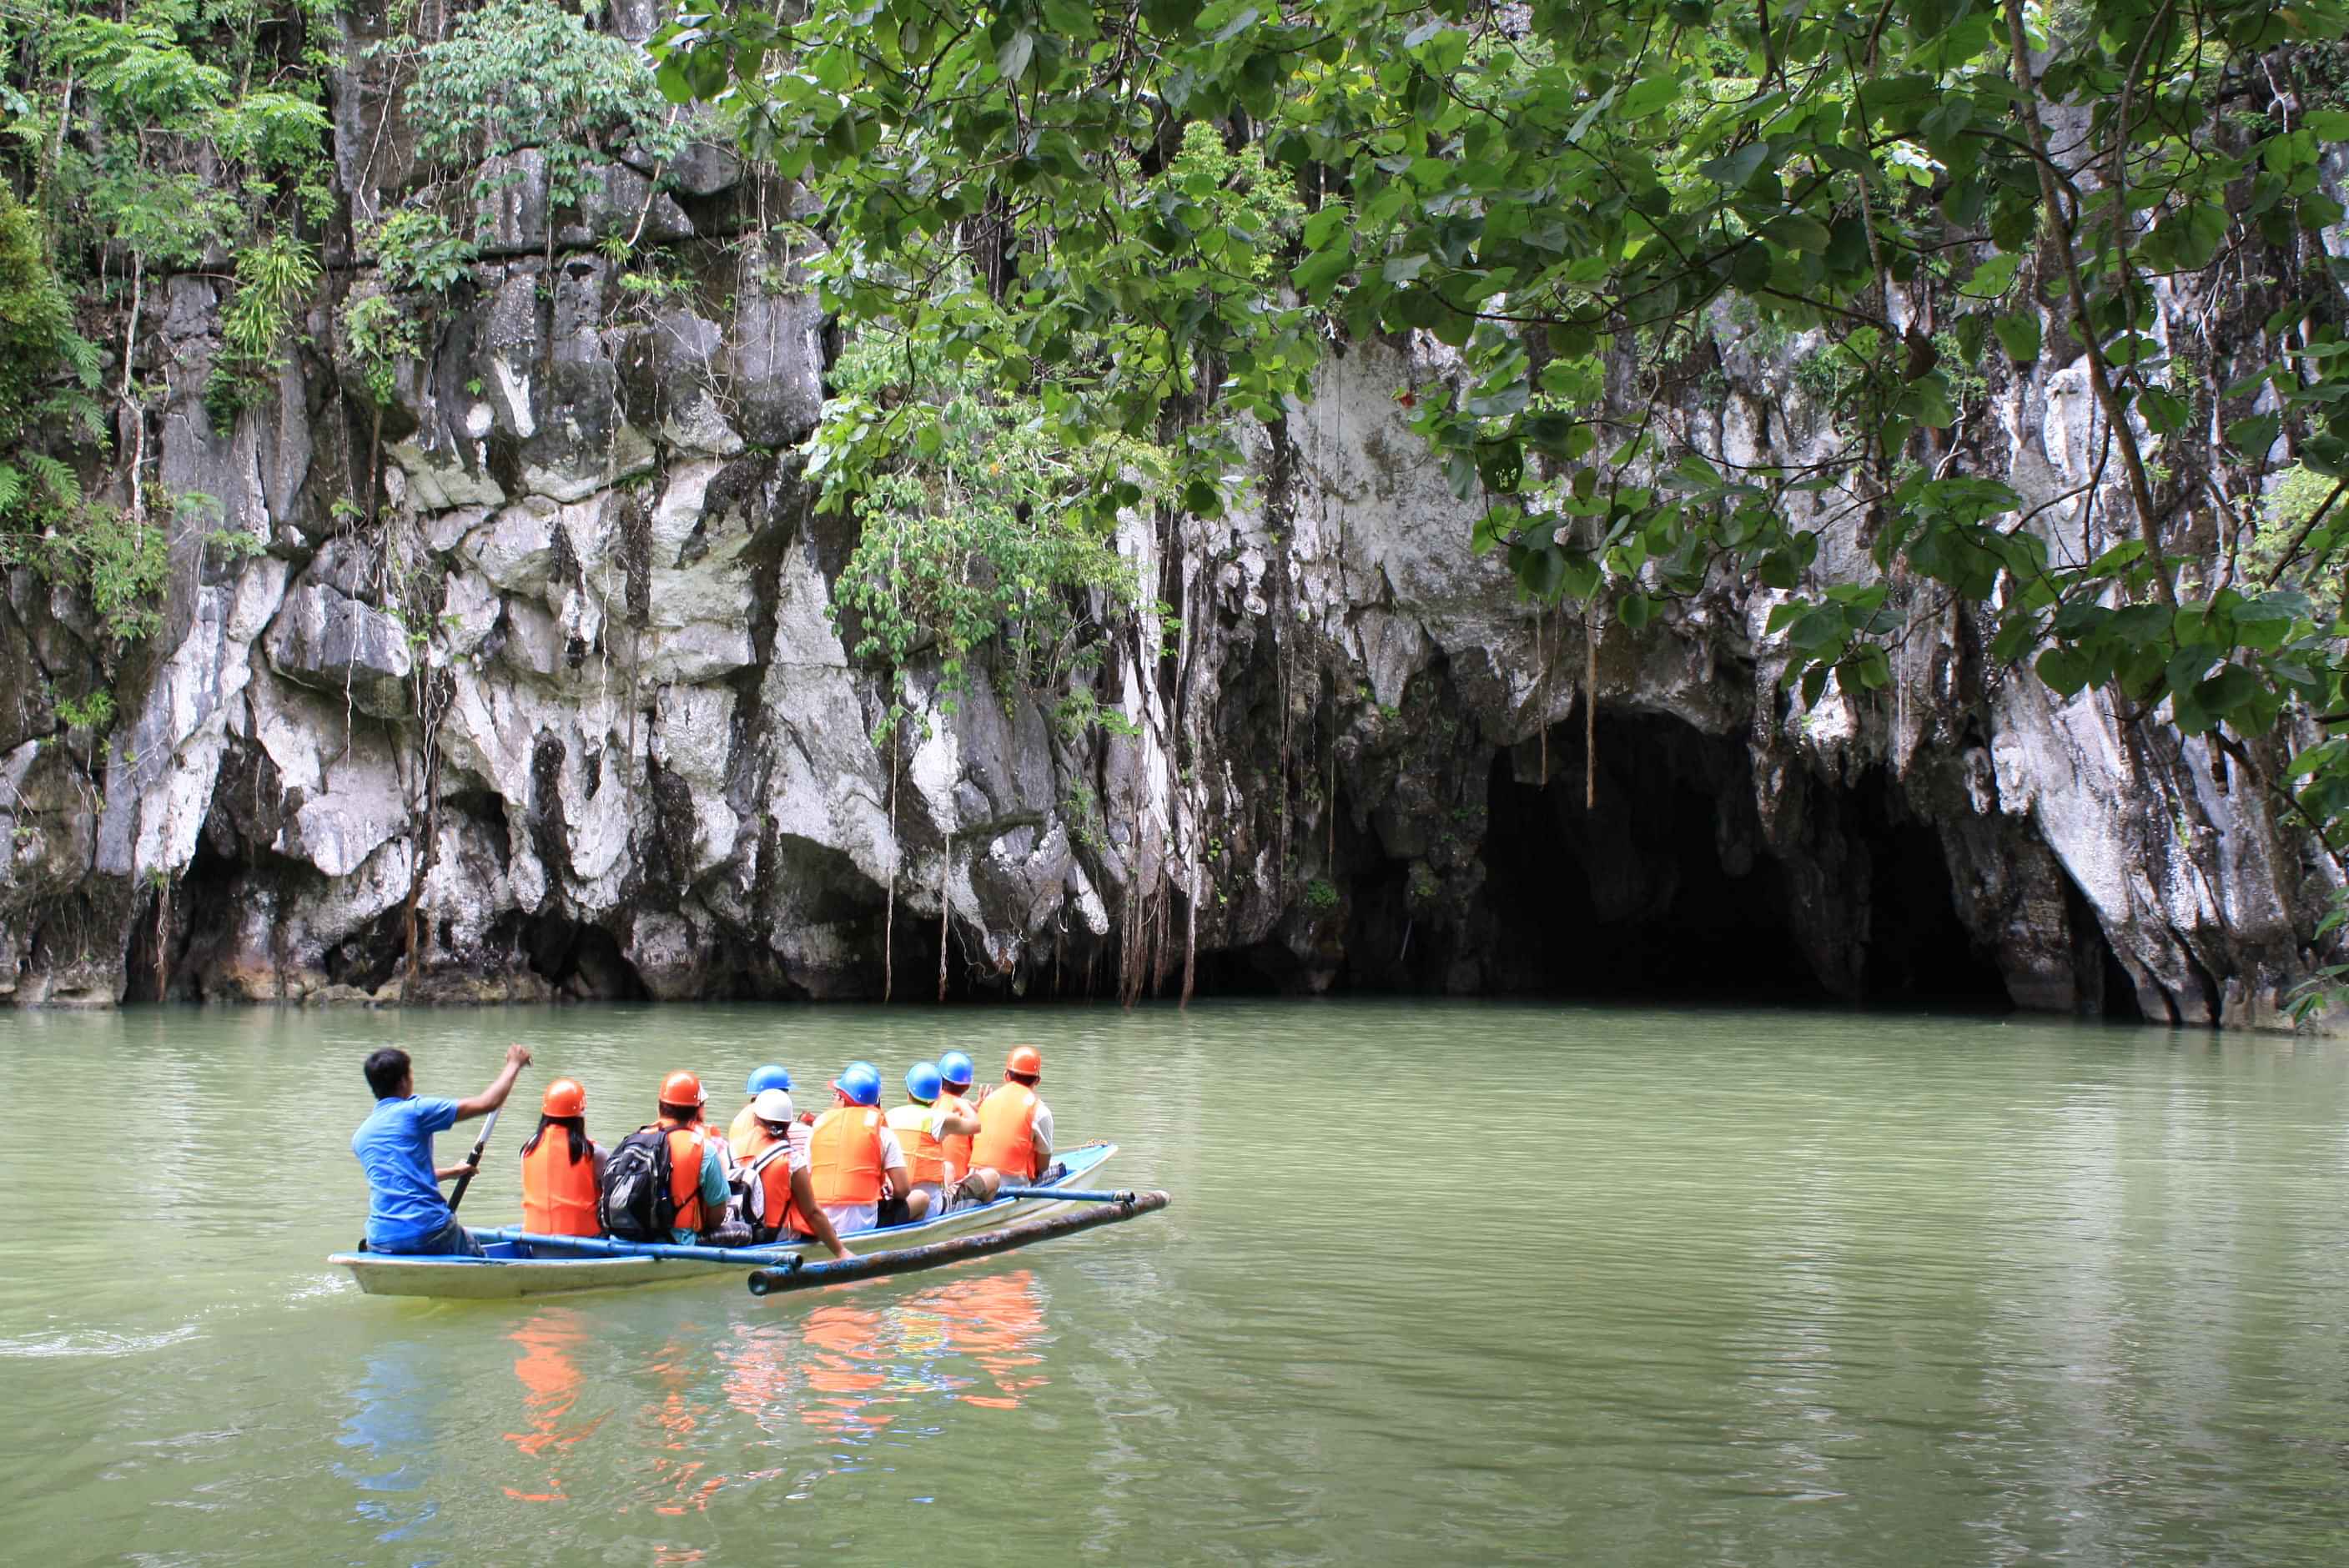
747 1063 792 1095
836 1061 883 1107
938 1050 974 1089
905 1062 943 1104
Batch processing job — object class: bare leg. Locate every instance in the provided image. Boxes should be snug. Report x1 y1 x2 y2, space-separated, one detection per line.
905 1189 933 1221
958 1168 1003 1204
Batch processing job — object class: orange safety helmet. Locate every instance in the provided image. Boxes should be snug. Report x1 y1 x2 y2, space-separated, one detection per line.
1006 1045 1043 1078
541 1077 586 1118
660 1069 706 1107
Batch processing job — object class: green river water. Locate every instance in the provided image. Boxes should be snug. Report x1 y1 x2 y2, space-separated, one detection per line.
3 1001 2348 1565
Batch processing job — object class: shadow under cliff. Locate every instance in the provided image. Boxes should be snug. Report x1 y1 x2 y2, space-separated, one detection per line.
1329 711 2015 1011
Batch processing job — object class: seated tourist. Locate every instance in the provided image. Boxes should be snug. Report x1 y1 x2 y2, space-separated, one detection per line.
736 1088 851 1259
971 1045 1054 1184
517 1077 604 1238
809 1061 923 1234
885 1061 993 1217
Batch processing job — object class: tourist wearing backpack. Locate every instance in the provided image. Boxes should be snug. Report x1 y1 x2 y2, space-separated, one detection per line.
598 1071 732 1244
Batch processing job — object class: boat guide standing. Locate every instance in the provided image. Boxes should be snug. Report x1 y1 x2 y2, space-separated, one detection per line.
973 1045 1054 1184
351 1042 531 1257
518 1077 604 1238
810 1061 923 1234
737 1088 853 1259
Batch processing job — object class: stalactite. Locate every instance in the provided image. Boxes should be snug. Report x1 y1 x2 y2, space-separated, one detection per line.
1181 827 1198 1008
937 824 951 1003
1150 847 1173 998
1118 789 1145 1008
151 877 170 1002
883 723 900 1003
1586 613 1598 811
1537 605 1549 788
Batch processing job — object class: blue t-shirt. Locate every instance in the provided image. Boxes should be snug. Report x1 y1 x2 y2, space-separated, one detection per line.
353 1095 461 1251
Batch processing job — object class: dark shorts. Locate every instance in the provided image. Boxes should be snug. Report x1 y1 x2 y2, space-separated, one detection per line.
380 1215 485 1258
877 1194 913 1229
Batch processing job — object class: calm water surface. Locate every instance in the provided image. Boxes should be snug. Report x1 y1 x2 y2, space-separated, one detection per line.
3 1001 2347 1565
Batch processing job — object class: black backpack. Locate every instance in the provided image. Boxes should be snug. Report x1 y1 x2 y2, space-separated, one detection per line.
600 1125 679 1240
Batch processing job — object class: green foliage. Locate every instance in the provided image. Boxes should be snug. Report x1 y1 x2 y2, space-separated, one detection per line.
819 328 1154 735
5 505 171 643
52 688 115 732
1303 877 1340 911
656 0 2349 862
23 1 332 267
340 293 415 408
1147 120 1306 283
0 1 334 646
407 0 687 222
338 208 477 405
368 208 480 294
208 232 319 415
0 189 87 451
2249 465 2346 618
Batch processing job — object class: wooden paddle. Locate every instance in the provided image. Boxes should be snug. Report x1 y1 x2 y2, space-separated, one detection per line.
445 1106 500 1214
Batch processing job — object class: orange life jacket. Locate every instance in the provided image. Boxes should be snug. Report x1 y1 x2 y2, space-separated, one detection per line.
659 1119 708 1232
809 1105 886 1206
738 1125 809 1241
973 1083 1039 1178
885 1103 948 1185
938 1092 977 1182
519 1131 601 1237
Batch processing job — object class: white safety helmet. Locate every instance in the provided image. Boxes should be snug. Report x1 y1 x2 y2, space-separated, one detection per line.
752 1087 796 1126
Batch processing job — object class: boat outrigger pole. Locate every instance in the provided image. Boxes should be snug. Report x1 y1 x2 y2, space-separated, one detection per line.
745 1189 1171 1297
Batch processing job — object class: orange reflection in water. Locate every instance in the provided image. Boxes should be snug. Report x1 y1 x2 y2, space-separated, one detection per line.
801 1305 894 1437
787 1269 1053 1435
500 1309 608 1500
930 1269 1049 1410
644 1336 726 1515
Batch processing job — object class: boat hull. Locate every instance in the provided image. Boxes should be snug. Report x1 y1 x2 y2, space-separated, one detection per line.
329 1142 1118 1299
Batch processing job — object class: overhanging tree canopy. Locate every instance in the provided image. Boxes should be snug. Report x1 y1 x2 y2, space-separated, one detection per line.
651 0 2349 994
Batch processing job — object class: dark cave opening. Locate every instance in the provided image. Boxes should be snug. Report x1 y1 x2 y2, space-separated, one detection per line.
523 914 651 1001
1847 777 2014 1010
1477 715 1830 1002
1471 714 2013 1009
124 825 249 1003
1186 932 1301 997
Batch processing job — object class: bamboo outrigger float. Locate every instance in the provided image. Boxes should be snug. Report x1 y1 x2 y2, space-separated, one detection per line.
329 1141 1124 1299
744 1188 1170 1296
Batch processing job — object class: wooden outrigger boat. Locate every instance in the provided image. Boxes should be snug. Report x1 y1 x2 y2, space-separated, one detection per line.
329 1141 1119 1300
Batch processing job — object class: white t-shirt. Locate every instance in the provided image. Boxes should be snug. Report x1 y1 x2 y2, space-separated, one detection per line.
818 1123 904 1234
742 1123 810 1229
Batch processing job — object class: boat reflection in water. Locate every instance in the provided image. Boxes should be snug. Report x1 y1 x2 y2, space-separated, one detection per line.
476 1266 1058 1521
500 1309 604 1501
334 1346 449 1543
796 1269 1052 1440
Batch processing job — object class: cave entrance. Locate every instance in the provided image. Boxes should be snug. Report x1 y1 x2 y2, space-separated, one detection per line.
1476 713 2013 1010
1479 714 1827 1002
1846 774 2014 1011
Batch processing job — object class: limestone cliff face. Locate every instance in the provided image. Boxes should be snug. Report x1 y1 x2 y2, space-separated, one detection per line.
1 18 2341 1024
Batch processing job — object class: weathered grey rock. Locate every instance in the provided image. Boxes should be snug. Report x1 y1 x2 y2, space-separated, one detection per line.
4 65 2340 1025
472 151 694 258
267 581 414 719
